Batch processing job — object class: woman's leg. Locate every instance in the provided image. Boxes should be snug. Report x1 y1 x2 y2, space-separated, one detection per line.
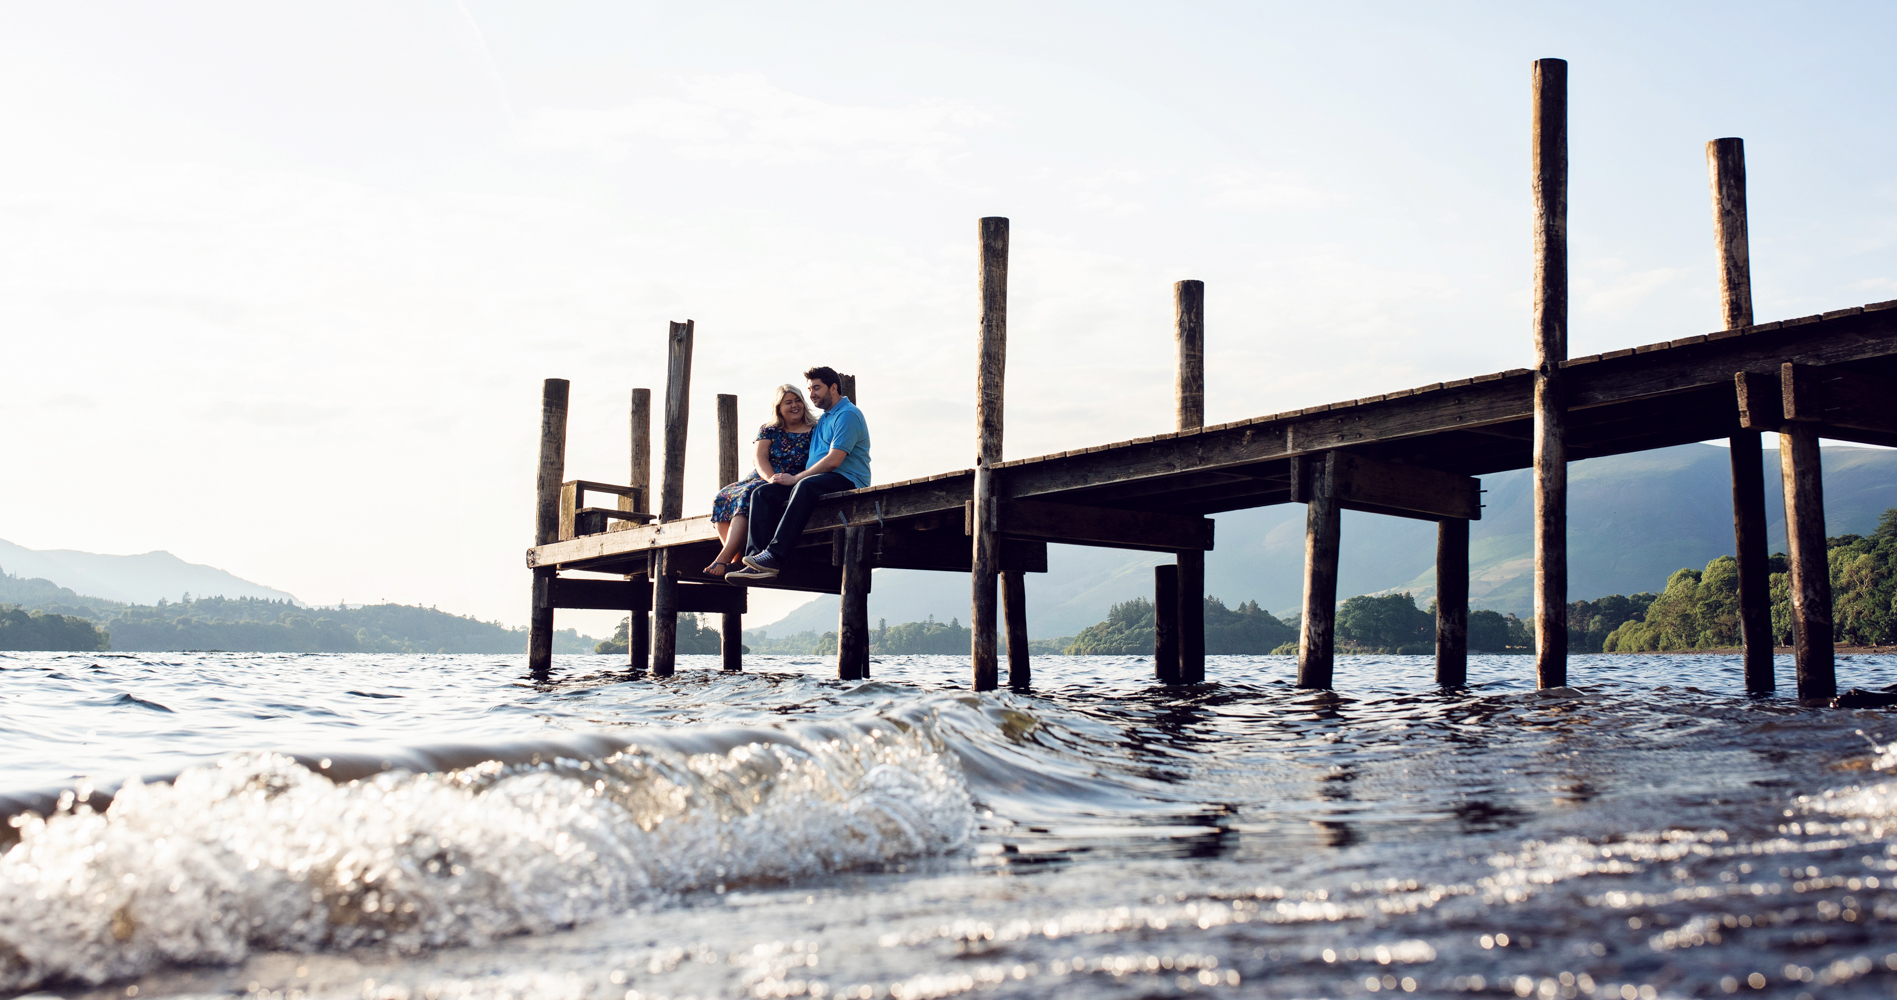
705 515 746 574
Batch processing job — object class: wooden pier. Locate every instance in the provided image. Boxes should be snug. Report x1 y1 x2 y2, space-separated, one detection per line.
523 60 1897 702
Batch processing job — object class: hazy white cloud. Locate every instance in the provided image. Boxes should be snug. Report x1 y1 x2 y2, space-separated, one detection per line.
518 74 1000 170
1578 259 1686 316
1197 165 1340 213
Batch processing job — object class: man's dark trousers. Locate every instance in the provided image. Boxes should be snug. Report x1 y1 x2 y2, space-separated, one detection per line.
745 471 857 562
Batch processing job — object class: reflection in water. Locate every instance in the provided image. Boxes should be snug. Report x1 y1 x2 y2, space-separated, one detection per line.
3 650 1897 998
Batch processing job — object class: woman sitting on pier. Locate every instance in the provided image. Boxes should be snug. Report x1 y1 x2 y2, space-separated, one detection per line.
703 384 815 579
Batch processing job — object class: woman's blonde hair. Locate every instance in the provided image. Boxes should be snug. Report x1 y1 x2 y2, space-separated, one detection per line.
768 384 810 430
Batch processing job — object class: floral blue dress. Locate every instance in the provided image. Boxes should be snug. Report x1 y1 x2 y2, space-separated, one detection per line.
710 425 812 523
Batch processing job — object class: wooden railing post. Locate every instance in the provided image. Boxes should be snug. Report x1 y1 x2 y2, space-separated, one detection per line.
652 320 694 677
1708 137 1775 695
1154 564 1180 684
717 392 743 672
1531 57 1569 689
627 388 651 672
971 217 1008 692
1296 452 1340 689
1435 518 1469 686
529 378 570 677
1173 279 1207 684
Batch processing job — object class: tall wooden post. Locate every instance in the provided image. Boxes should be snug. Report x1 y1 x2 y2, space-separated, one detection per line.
1154 564 1180 684
528 378 570 677
838 373 857 406
627 388 651 672
971 217 1009 692
1531 57 1569 689
1435 519 1469 686
652 320 694 677
715 393 742 671
1175 280 1204 431
838 526 871 680
1781 412 1835 702
1173 279 1207 684
1001 569 1030 689
1297 453 1340 689
1708 137 1774 695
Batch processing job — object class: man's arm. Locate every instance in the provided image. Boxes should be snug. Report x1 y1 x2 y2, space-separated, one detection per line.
788 448 847 482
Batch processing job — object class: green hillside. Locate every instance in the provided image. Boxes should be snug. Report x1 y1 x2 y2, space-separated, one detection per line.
0 573 598 654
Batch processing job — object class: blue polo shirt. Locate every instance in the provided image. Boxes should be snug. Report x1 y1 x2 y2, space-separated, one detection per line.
810 396 871 489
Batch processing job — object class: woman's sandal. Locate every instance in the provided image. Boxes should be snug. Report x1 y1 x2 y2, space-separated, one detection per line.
704 561 731 579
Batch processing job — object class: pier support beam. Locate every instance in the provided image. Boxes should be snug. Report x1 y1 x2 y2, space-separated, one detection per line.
1780 423 1835 701
1435 518 1469 686
1002 569 1030 689
1298 493 1341 689
1531 57 1569 689
971 216 1009 692
717 393 742 672
652 320 694 677
1177 550 1205 683
1173 279 1207 684
528 378 570 678
627 388 651 673
1154 564 1180 684
1708 136 1775 694
838 525 871 680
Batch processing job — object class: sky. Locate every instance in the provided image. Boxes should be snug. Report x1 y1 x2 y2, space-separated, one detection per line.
2 2 1893 635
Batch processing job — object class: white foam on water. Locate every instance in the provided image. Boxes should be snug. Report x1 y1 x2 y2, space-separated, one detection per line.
0 719 973 990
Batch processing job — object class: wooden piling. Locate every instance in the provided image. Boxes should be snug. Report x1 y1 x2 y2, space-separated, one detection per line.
1707 137 1775 694
1531 57 1569 689
652 320 694 677
1175 280 1204 432
528 378 570 676
1002 569 1030 689
834 525 872 680
716 392 742 671
627 388 651 672
838 373 857 406
971 217 1008 692
1177 550 1205 683
1435 518 1469 686
1154 564 1180 685
1298 494 1341 689
1780 420 1836 701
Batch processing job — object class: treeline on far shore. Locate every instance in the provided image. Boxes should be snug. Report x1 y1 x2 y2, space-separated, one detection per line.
0 573 597 654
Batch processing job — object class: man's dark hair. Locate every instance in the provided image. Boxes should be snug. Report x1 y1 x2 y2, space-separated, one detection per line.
803 366 841 390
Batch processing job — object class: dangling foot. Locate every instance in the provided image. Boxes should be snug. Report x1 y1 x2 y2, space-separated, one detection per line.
703 560 731 578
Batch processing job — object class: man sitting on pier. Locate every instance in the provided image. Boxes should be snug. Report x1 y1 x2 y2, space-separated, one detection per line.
727 366 871 581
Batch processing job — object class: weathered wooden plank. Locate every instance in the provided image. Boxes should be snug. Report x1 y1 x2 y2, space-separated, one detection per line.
546 577 744 615
529 516 723 568
1532 57 1569 691
972 216 1009 693
529 378 570 676
1331 452 1481 521
1435 519 1469 686
1735 371 1781 430
1154 564 1179 685
967 499 1214 552
1784 363 1897 436
1176 279 1204 431
848 527 1047 574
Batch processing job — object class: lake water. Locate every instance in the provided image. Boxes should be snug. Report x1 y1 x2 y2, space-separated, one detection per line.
6 650 1897 999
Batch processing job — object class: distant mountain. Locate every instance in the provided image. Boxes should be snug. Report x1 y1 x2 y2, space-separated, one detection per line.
747 444 1897 639
0 539 302 606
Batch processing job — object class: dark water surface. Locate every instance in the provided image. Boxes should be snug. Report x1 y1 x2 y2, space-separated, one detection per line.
6 650 1897 999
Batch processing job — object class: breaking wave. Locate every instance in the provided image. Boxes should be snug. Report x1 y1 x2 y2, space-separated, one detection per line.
0 713 973 990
